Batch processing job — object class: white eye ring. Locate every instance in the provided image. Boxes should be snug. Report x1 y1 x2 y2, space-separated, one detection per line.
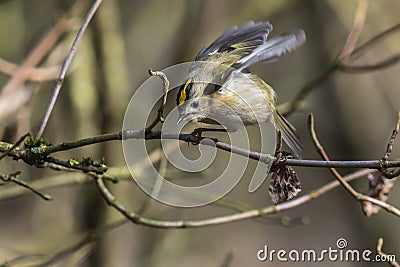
217 88 225 95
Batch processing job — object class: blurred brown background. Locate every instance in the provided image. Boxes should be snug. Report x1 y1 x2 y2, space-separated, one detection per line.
0 0 400 266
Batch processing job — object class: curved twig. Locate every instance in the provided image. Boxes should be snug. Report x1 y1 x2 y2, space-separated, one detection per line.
94 169 381 228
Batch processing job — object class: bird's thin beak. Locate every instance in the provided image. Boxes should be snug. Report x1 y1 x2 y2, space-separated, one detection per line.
176 114 185 125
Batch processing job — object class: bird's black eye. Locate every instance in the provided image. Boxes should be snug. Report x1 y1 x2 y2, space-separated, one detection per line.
204 83 221 95
177 77 194 105
191 100 199 108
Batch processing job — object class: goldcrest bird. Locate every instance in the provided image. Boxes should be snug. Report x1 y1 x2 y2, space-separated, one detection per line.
176 21 305 157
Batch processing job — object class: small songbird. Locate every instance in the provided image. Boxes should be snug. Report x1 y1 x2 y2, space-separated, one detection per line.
176 21 305 157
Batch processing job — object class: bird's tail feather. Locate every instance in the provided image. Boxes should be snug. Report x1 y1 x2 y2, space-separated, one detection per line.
274 110 302 158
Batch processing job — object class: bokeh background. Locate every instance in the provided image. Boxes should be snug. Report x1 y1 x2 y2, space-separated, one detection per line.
0 0 400 266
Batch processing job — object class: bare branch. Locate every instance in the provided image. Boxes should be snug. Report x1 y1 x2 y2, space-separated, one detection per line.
94 168 381 228
0 57 60 82
339 0 369 61
0 133 29 161
145 68 171 132
0 17 71 125
383 111 400 161
337 55 400 73
376 238 399 267
308 114 400 217
36 0 104 139
350 23 400 61
2 130 400 171
0 171 52 201
0 219 127 267
282 22 400 117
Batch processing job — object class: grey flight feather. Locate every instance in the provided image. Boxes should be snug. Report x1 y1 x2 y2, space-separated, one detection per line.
234 29 306 71
195 21 273 61
197 23 305 95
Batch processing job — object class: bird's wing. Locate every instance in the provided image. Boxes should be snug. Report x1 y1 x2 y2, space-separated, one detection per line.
233 30 306 71
195 21 273 62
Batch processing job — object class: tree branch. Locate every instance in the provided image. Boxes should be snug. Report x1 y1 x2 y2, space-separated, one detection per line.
308 114 400 217
0 171 52 201
36 0 104 139
2 130 400 172
94 168 381 228
376 238 399 267
282 21 400 116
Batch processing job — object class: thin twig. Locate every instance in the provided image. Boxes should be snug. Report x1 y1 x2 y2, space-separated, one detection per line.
36 0 103 139
383 111 400 161
0 58 60 82
337 55 400 73
349 23 400 61
145 68 170 132
309 114 359 195
282 64 336 116
376 238 399 267
45 156 107 174
339 0 369 61
0 171 52 201
1 219 128 267
283 22 400 117
284 0 370 116
137 155 167 215
380 111 400 178
0 133 29 161
0 166 126 201
0 20 70 96
148 68 169 108
94 168 381 228
308 114 400 217
42 132 122 155
0 17 71 124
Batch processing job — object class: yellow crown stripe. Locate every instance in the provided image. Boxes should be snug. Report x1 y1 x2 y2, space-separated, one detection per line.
179 77 193 105
179 88 186 105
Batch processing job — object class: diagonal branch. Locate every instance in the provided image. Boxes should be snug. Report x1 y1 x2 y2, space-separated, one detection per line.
339 0 369 61
282 21 400 117
376 238 399 267
36 0 104 139
0 171 52 201
308 114 400 217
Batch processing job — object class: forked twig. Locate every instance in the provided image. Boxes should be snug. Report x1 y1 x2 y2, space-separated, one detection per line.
308 114 400 217
283 20 400 117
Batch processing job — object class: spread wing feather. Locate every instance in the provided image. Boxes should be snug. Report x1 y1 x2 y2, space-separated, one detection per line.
234 30 306 71
195 21 273 61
